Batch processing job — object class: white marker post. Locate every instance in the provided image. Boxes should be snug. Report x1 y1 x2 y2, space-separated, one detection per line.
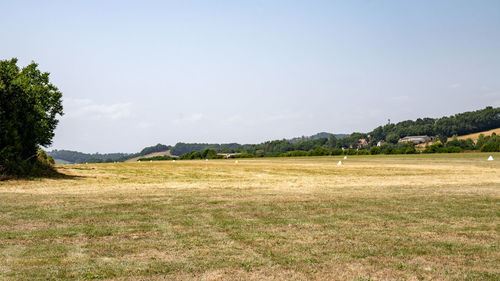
488 155 494 161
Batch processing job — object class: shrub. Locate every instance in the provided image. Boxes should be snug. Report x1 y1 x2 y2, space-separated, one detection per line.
344 149 357 155
480 143 500 152
232 153 254 158
309 146 330 156
281 151 308 157
370 146 381 155
382 146 394 154
445 146 462 153
423 142 462 153
405 147 417 154
331 149 343 155
357 150 369 155
423 142 444 153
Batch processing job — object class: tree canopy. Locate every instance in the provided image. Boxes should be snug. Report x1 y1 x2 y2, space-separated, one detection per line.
369 106 500 143
0 58 63 175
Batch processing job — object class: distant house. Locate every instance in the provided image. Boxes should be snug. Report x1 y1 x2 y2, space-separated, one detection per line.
357 139 368 147
376 141 385 147
398 136 432 144
350 139 368 149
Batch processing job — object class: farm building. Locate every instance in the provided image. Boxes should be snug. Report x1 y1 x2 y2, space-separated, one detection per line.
398 136 432 144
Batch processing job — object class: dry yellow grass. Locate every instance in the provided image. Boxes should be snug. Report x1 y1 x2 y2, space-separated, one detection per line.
448 128 500 142
0 153 499 280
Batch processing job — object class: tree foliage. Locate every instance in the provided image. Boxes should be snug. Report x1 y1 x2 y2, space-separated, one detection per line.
369 107 500 142
0 59 63 175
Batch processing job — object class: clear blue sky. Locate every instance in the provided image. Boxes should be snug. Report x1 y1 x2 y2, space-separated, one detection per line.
1 0 499 153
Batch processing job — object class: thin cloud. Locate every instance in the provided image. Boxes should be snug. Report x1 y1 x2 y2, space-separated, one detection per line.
64 98 132 120
173 113 204 124
389 95 410 103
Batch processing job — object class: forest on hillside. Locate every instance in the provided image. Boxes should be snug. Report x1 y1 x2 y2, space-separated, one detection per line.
369 106 500 144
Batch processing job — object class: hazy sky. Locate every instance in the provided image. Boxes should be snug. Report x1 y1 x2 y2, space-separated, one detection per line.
1 0 499 153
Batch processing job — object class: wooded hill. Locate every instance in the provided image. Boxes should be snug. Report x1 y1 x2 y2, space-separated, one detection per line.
50 144 171 164
369 106 500 144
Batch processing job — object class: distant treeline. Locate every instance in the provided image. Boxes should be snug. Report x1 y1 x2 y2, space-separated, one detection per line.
48 150 130 163
170 143 243 156
169 133 367 156
160 133 498 161
287 132 349 143
369 106 500 144
51 106 500 163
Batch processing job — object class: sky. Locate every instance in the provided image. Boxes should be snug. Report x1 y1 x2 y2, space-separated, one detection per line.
1 0 499 153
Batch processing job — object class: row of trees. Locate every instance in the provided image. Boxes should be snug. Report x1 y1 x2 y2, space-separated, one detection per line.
142 132 499 162
166 133 369 157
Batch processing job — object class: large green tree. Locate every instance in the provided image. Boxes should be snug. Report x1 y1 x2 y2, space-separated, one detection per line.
0 58 63 175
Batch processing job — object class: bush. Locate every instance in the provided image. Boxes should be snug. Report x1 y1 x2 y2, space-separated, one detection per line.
423 142 462 153
331 149 343 155
309 146 330 156
404 147 417 154
344 149 357 155
446 136 475 150
281 151 308 157
1 149 56 179
480 143 500 152
423 142 444 153
370 146 381 155
232 153 254 158
382 146 394 154
445 146 462 153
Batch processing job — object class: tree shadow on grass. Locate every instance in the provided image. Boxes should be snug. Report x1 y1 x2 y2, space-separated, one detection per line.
1 166 86 181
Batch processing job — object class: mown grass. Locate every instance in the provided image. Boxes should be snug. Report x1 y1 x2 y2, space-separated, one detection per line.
0 153 499 280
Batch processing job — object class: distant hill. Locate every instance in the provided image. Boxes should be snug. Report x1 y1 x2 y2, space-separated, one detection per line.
369 106 500 143
53 159 72 164
125 150 176 162
288 132 349 143
49 143 171 164
49 150 130 164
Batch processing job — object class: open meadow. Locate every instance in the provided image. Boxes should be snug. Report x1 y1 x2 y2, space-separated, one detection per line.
1 153 499 280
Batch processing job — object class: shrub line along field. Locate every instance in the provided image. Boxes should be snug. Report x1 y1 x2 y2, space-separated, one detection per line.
0 153 499 280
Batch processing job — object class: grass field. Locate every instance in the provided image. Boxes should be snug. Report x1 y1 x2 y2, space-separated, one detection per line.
1 153 499 280
448 127 500 142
